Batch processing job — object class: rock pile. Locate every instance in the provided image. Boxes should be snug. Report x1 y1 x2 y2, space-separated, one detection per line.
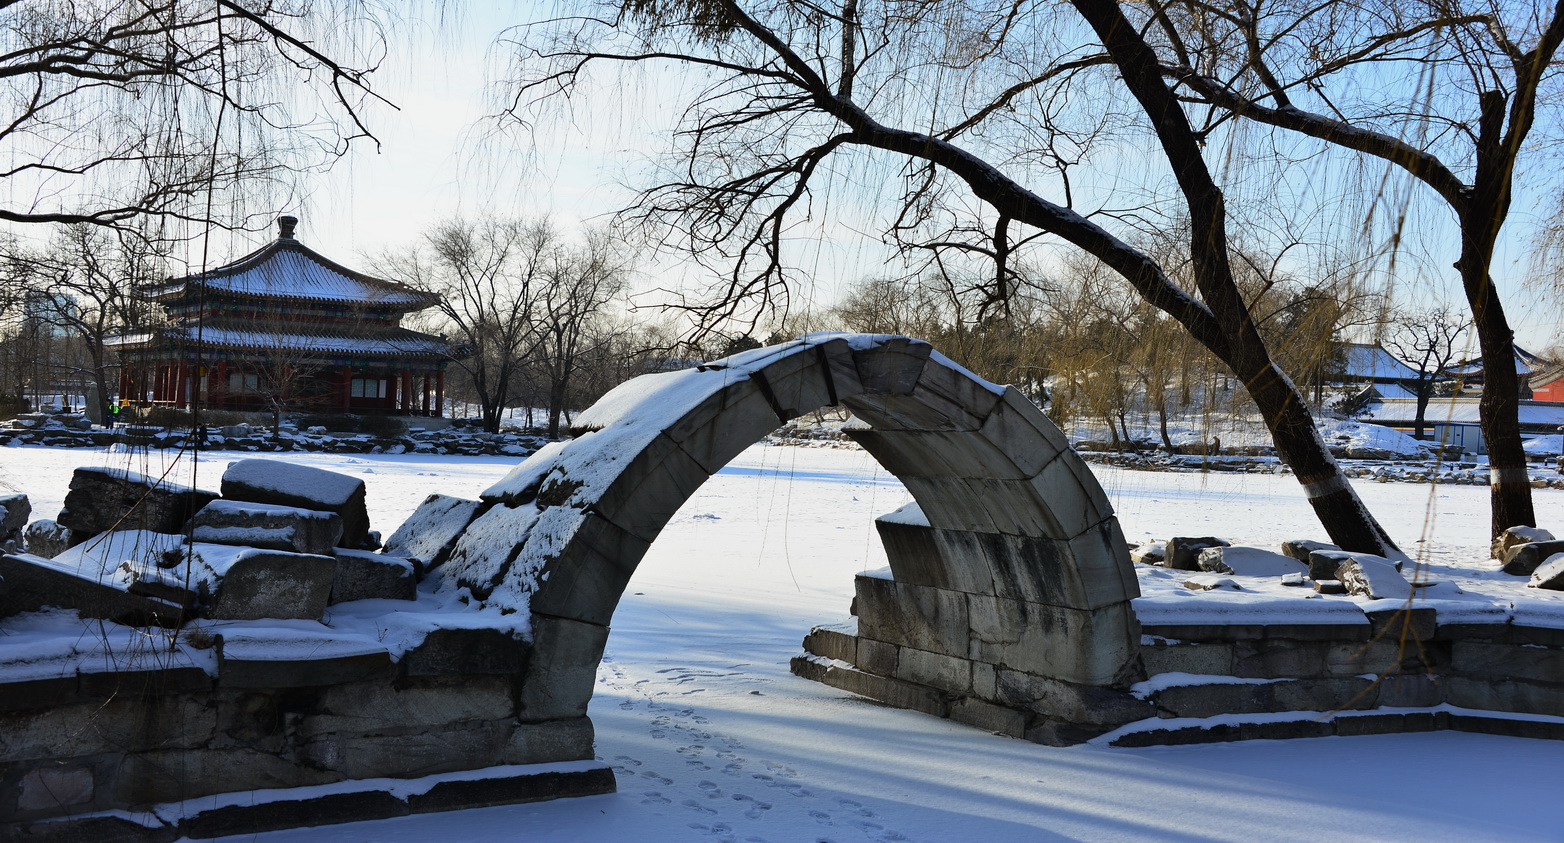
1131 533 1420 599
0 459 422 626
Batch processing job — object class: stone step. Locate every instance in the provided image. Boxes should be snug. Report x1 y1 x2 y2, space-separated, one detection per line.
1102 707 1564 747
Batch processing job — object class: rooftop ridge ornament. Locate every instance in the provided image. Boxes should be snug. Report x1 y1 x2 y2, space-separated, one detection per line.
278 214 298 240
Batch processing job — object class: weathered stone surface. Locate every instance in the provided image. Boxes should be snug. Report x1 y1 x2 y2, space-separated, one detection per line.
0 694 216 761
1198 546 1308 578
802 626 857 664
581 432 711 544
1307 548 1401 580
1324 640 1425 677
1231 638 1329 678
330 548 415 603
299 674 517 739
501 717 597 764
191 546 336 620
1363 606 1436 642
856 637 898 675
0 492 29 542
221 458 372 549
1443 675 1564 715
525 511 652 627
188 499 343 556
517 616 609 721
1165 537 1229 571
302 719 514 779
1337 556 1413 601
0 551 185 626
217 631 391 687
894 645 972 693
993 669 1152 726
1281 538 1337 563
1376 673 1443 707
404 765 615 815
819 661 947 717
17 765 94 812
974 387 1072 478
116 747 339 806
381 494 483 573
854 574 969 658
1129 541 1166 565
1493 525 1554 559
1183 574 1240 591
1502 539 1564 576
56 466 218 537
1452 639 1564 684
949 697 1026 737
436 501 539 602
22 519 70 558
1529 553 1564 590
1140 641 1234 676
968 594 1140 686
400 627 530 677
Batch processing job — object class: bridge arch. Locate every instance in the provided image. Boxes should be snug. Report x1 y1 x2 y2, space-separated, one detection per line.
431 334 1140 731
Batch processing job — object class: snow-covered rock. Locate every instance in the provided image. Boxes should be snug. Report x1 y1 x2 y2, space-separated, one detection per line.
1501 539 1564 576
1183 574 1241 591
1529 554 1564 591
221 458 373 549
1197 546 1309 578
1129 541 1166 566
56 466 218 540
1493 525 1555 560
382 494 485 573
1336 556 1412 601
187 499 343 556
1166 536 1229 571
23 518 70 558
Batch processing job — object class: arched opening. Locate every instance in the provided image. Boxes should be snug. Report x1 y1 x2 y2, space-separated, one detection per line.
428 334 1143 742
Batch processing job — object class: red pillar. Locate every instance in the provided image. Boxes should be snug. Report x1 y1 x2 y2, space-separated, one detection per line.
175 360 189 408
342 366 353 412
401 370 413 414
421 374 430 415
435 370 444 418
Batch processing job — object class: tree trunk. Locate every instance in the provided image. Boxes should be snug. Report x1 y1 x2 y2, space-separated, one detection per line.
1413 380 1432 441
1158 399 1174 454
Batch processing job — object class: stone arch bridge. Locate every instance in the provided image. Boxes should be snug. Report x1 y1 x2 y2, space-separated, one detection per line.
436 333 1144 742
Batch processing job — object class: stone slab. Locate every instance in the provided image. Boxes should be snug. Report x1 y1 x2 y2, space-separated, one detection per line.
381 494 484 573
188 499 343 556
221 458 372 549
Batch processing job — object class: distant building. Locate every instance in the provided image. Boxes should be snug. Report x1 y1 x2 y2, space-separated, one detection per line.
1442 344 1551 397
1360 397 1564 454
108 216 460 416
1528 363 1564 404
1334 342 1423 401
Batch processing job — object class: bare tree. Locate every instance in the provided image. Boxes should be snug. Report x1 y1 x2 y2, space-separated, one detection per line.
533 229 632 438
502 0 1404 553
0 0 386 236
1382 307 1472 440
1143 0 1564 536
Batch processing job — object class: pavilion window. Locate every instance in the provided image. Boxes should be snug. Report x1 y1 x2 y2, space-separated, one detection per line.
351 377 387 399
228 372 259 393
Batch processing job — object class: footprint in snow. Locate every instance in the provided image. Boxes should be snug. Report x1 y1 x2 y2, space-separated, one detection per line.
809 810 833 826
687 760 712 771
614 755 642 766
688 822 736 842
731 793 771 819
682 799 718 816
697 780 722 795
837 798 875 818
640 771 674 785
721 762 745 777
641 792 671 805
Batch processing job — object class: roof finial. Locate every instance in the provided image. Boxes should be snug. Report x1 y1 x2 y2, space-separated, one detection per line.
278 215 298 240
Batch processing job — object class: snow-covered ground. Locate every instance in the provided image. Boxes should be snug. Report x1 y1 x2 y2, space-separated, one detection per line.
2 444 1562 842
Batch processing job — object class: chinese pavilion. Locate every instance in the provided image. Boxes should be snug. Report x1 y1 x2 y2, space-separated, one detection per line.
109 216 459 416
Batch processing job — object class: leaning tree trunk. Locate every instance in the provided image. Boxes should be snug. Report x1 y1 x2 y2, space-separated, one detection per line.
1464 270 1535 537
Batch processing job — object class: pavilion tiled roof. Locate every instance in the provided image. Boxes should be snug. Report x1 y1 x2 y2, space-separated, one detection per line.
109 321 458 360
142 217 437 311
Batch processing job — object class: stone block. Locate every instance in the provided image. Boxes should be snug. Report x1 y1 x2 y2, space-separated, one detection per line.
188 499 343 556
895 646 972 693
586 432 712 544
1270 677 1376 712
1364 605 1437 642
517 616 609 721
56 466 218 537
1197 546 1308 578
1493 525 1554 559
1448 713 1564 741
899 474 1057 536
436 501 539 602
848 427 1023 481
405 764 616 815
874 514 993 595
856 637 899 675
1443 676 1564 715
381 494 483 573
0 695 216 761
217 632 391 688
750 341 843 420
116 747 339 806
77 665 212 699
300 675 517 738
1503 539 1564 576
1027 451 1116 541
1338 557 1412 601
849 337 930 397
1238 718 1334 742
22 519 70 559
1281 538 1337 563
193 546 336 621
178 791 409 839
1530 554 1564 590
1325 639 1426 677
820 662 947 717
949 697 1025 737
992 669 1152 726
968 594 1139 686
1141 641 1234 676
330 548 415 603
221 458 372 549
525 511 652 627
972 661 997 699
302 719 513 779
1153 681 1278 718
1452 639 1564 683
1375 673 1443 707
400 627 530 677
1231 638 1330 679
0 551 185 627
501 716 597 764
0 492 29 540
663 380 785 474
1165 537 1229 571
0 675 77 713
802 626 858 664
853 574 969 658
17 765 94 813
974 387 1072 478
